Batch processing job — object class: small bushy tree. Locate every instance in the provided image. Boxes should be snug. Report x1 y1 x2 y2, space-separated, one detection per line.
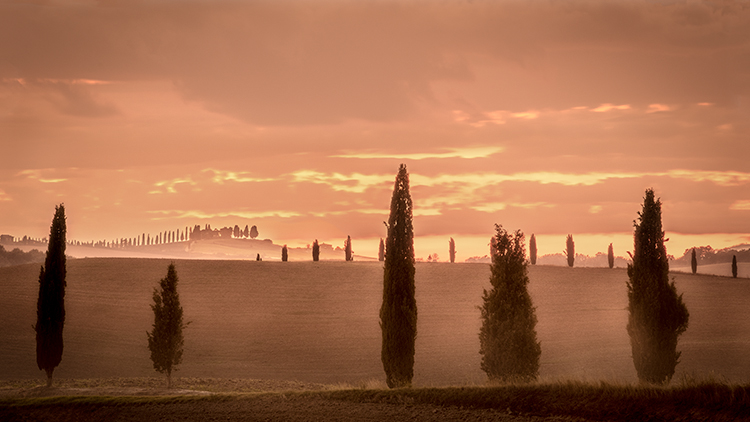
378 238 385 262
479 224 540 382
529 234 537 265
380 164 417 388
250 225 259 239
608 243 615 269
449 237 456 263
691 248 697 274
312 239 320 261
565 234 575 267
281 245 288 262
626 189 689 384
35 204 67 387
147 262 187 389
732 255 738 278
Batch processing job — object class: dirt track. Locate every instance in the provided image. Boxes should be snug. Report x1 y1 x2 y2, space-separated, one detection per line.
0 394 582 422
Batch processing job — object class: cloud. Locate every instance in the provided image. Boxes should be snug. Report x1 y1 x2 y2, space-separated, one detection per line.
591 104 631 113
330 146 504 160
149 210 301 220
0 189 11 201
17 169 68 183
730 200 750 211
203 169 276 184
289 170 391 193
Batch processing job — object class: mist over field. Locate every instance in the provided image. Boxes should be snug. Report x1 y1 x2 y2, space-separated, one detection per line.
2 259 749 385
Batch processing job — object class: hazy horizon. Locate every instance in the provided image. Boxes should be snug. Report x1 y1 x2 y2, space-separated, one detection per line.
2 0 749 261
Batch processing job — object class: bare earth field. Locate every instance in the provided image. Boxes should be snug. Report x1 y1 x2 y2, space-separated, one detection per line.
3 259 750 420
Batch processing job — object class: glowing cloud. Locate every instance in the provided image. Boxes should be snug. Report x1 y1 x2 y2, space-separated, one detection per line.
647 104 671 113
667 170 750 187
153 177 198 193
17 169 67 183
290 170 391 193
591 103 631 112
730 200 750 211
149 210 301 220
331 146 504 160
203 169 276 184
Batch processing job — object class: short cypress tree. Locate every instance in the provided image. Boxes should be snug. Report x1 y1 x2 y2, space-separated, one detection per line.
281 245 288 262
732 255 738 278
479 224 541 382
449 237 456 263
35 204 67 387
380 164 417 388
345 235 353 261
378 238 385 262
691 248 697 274
608 243 615 269
565 234 575 267
529 234 537 265
147 262 187 388
626 189 689 384
312 239 320 261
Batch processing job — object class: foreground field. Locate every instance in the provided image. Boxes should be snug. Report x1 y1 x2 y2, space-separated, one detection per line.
2 379 750 421
2 259 750 385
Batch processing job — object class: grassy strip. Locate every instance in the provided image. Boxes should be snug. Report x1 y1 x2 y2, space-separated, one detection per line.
315 381 750 421
3 381 750 421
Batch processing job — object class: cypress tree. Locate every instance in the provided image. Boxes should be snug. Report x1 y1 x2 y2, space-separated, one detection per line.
35 204 67 387
449 237 456 263
380 164 417 388
608 243 615 269
281 245 288 262
147 262 187 389
345 235 353 261
626 189 689 384
529 234 537 265
732 255 738 278
250 225 259 239
691 248 697 274
378 238 385 262
565 234 575 267
479 224 540 382
312 239 320 261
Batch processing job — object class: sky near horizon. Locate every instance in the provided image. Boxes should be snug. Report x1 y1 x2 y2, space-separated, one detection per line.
1 0 749 260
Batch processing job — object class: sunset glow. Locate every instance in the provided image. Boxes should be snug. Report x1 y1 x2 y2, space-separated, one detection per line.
1 0 749 260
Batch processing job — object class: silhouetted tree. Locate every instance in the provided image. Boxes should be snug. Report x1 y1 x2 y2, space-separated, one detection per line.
243 225 249 238
608 243 615 269
565 234 575 267
378 238 385 262
627 189 689 384
312 240 320 261
256 253 261 261
345 236 353 261
732 255 738 278
250 225 259 239
147 262 187 389
479 224 540 382
35 204 67 387
281 245 288 262
233 225 240 238
449 237 456 263
380 164 417 388
691 248 697 274
529 234 537 265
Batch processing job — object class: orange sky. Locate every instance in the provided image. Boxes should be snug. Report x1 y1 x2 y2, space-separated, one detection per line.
1 0 749 260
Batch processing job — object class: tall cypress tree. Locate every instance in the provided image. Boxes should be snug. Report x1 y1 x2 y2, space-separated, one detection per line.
281 245 288 262
312 239 320 261
380 164 417 388
378 238 385 262
147 262 187 389
449 237 456 263
565 234 575 267
627 189 689 384
529 234 537 265
345 235 353 261
732 255 738 279
479 224 540 382
608 243 615 269
35 204 67 387
691 248 697 275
